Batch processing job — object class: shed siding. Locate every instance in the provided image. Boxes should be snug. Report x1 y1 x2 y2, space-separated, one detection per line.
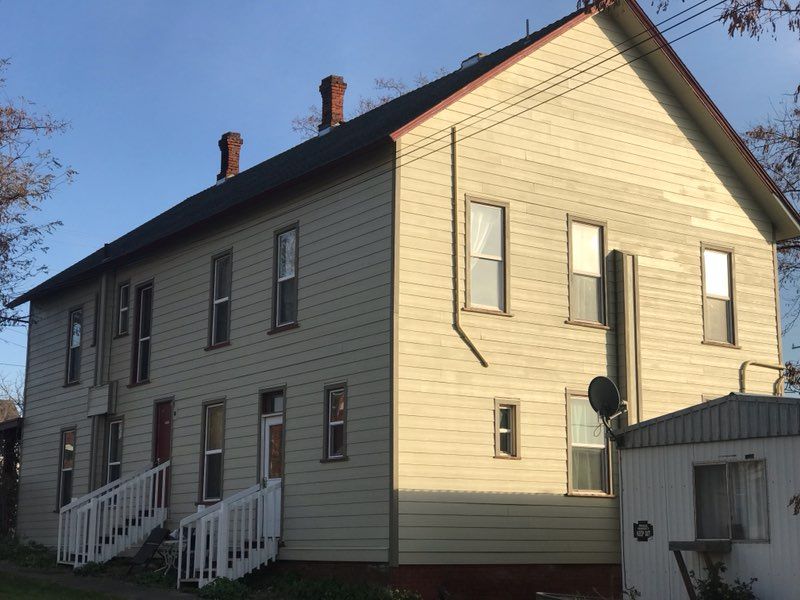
395 12 780 565
18 148 394 560
621 438 800 599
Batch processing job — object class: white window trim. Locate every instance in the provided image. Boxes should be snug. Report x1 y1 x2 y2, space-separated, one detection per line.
106 420 122 483
59 430 75 507
135 285 152 383
275 229 298 328
325 387 346 460
211 255 231 345
466 198 509 313
203 403 224 502
118 283 130 335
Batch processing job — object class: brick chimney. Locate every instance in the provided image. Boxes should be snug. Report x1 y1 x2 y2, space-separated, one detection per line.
217 131 243 182
318 75 347 133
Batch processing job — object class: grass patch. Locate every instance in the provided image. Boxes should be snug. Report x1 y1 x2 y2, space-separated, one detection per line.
0 572 120 599
248 573 422 600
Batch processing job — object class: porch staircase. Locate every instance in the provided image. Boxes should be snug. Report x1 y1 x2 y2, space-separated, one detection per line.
57 461 170 568
177 480 281 588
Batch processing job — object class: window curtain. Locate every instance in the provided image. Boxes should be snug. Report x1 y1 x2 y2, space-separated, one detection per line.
729 461 768 540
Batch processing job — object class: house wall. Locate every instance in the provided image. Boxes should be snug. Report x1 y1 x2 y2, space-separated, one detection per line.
620 437 800 599
17 146 395 562
394 11 781 567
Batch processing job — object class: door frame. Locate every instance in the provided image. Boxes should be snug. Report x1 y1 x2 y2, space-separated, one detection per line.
256 386 286 483
261 414 284 485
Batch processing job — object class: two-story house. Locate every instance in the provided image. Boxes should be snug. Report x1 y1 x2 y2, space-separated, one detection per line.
10 1 799 598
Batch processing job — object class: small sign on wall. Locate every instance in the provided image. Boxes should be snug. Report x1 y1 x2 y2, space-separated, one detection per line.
633 520 654 541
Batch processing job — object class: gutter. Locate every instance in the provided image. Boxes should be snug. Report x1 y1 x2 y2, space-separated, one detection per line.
451 126 488 368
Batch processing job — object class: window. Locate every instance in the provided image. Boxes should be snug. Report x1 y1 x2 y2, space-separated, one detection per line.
323 385 346 460
117 283 130 335
202 403 224 501
209 253 232 346
569 218 606 324
132 283 153 384
261 390 285 415
106 420 122 483
273 226 298 328
694 461 768 541
702 247 735 344
58 429 76 508
494 400 520 458
65 308 82 384
467 199 508 312
568 394 610 494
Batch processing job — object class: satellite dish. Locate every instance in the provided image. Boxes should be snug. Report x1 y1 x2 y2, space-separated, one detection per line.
588 376 621 419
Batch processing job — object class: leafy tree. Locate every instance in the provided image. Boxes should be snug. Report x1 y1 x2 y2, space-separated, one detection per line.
0 58 71 327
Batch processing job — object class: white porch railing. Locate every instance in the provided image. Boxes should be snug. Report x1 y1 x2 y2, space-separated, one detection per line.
57 461 170 568
177 480 281 588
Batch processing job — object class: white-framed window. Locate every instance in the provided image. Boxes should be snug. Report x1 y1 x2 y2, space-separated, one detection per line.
468 200 507 312
117 283 130 335
569 219 605 324
106 420 122 483
568 394 610 494
202 403 224 501
210 253 232 346
494 400 520 458
324 385 346 460
133 284 153 383
694 460 768 541
702 247 735 344
66 308 82 384
274 226 298 328
59 429 76 508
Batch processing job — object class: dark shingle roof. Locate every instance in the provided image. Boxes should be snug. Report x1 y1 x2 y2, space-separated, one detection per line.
9 9 583 308
619 393 800 449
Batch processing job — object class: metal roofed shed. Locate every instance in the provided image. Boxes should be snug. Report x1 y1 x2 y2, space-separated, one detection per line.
617 394 800 599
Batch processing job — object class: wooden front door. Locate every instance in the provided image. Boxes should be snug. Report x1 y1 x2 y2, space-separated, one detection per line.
261 414 283 486
154 401 172 506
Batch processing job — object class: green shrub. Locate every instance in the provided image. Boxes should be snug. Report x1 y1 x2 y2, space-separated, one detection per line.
0 536 55 568
199 577 252 600
691 562 757 600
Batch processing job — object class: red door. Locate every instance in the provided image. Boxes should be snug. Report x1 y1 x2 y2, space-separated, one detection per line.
154 401 172 506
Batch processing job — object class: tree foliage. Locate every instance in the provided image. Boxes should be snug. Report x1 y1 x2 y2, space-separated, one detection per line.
0 59 70 326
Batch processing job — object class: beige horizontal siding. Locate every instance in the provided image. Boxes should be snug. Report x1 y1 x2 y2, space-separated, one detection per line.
395 12 780 566
18 148 394 560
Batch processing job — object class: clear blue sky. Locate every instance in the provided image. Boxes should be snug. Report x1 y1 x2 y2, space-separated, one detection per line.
2 1 798 382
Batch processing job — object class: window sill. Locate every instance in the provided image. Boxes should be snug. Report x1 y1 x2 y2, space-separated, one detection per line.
268 322 300 335
566 491 616 498
701 340 740 350
205 341 231 351
127 379 151 389
494 454 522 460
565 319 610 331
462 307 513 317
63 381 81 388
320 456 348 463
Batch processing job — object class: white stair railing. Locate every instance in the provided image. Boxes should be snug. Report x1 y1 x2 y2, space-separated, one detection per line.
57 461 170 568
177 480 281 588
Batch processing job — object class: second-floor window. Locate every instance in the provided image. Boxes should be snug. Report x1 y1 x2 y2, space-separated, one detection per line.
273 226 298 328
494 400 520 458
65 308 82 384
468 199 508 312
209 253 232 346
569 218 606 325
132 283 153 384
702 247 736 345
117 283 130 335
107 420 122 483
